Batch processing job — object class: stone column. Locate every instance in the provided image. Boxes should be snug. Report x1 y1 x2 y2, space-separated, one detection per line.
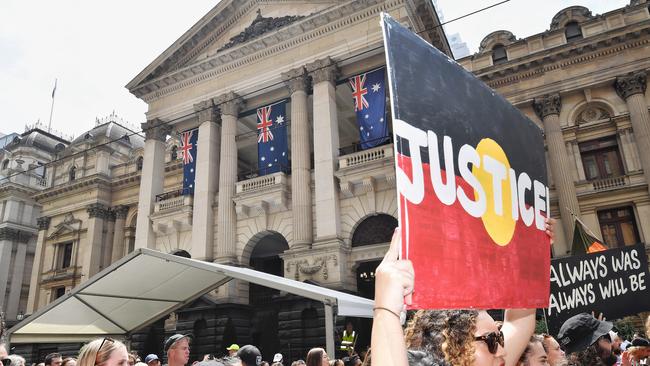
135 119 171 249
192 100 221 261
214 92 243 263
615 72 650 187
283 67 313 250
83 203 109 279
0 228 17 311
6 232 30 319
306 57 342 242
111 206 129 263
533 94 579 252
27 216 49 313
102 210 116 269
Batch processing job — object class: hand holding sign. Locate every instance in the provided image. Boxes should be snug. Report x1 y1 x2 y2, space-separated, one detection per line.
374 228 414 318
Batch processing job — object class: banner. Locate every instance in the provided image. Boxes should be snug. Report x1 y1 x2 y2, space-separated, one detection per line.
349 68 388 149
381 14 550 309
257 101 289 175
546 244 650 336
180 128 198 194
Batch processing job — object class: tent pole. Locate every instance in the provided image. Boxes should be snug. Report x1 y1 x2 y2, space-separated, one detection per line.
324 302 335 358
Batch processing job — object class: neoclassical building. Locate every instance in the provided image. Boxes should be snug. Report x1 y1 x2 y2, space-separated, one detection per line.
17 0 650 361
458 1 650 256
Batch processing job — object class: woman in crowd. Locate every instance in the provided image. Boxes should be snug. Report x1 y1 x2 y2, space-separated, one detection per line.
78 338 129 366
329 359 344 366
7 355 26 366
306 348 330 366
372 219 555 366
541 335 567 366
62 358 77 366
517 336 549 366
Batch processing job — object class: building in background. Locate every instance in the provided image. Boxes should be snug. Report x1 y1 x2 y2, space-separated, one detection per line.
448 32 471 59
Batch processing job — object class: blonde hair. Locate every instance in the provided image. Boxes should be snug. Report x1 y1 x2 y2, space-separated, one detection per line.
78 338 126 366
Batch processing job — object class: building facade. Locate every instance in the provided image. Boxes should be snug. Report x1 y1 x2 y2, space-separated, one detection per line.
15 0 650 362
458 1 650 257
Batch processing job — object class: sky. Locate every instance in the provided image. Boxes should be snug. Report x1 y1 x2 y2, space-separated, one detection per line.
0 0 630 139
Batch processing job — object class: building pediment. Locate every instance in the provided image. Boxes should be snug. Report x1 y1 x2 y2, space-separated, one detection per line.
126 0 450 102
48 213 82 240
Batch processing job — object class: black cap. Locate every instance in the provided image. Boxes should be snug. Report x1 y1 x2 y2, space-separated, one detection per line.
237 345 262 366
632 337 650 347
558 313 613 354
164 334 191 353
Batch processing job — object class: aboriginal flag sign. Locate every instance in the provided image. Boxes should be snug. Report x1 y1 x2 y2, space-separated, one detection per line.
381 14 550 309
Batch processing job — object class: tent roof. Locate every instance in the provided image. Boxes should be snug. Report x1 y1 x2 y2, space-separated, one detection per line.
9 248 374 344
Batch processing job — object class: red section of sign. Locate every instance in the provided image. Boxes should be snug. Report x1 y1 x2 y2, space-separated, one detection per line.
398 155 550 309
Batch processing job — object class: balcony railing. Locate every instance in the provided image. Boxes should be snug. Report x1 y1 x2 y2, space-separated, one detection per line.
592 176 626 191
236 171 287 194
339 142 394 169
154 188 193 213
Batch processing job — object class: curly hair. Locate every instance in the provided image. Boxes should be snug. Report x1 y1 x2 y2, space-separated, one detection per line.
566 344 607 366
404 310 479 366
646 314 650 338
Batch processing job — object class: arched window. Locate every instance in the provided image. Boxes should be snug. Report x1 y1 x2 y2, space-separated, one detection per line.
565 21 582 41
1 159 8 170
351 214 398 247
69 166 76 181
171 145 178 160
491 44 508 65
136 156 144 171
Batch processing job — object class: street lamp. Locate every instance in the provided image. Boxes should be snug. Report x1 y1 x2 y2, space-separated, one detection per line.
16 311 24 321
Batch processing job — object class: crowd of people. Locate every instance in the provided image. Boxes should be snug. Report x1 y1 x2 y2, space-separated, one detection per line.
370 224 650 366
2 221 650 366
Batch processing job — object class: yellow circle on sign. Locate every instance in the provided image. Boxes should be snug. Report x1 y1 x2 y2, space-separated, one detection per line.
473 138 516 246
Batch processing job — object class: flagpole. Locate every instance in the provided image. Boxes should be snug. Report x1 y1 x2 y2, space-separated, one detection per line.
568 208 601 239
48 78 57 133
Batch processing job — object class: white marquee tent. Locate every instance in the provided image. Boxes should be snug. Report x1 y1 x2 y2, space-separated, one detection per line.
8 248 374 356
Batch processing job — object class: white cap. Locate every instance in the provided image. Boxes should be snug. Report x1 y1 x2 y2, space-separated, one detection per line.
273 353 283 362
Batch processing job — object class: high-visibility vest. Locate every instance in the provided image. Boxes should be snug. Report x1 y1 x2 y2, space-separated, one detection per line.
340 330 356 350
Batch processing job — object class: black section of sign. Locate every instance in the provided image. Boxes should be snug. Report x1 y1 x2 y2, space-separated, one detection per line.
546 244 650 336
382 15 546 184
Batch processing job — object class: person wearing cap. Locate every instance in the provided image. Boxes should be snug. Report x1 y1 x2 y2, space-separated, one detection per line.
236 345 262 366
557 312 614 365
145 354 161 366
164 334 191 366
226 345 240 358
271 354 282 365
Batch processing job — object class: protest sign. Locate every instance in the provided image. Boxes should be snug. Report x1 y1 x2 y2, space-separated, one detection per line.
546 243 650 336
381 14 550 309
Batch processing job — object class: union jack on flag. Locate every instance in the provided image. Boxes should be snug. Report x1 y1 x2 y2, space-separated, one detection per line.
181 130 194 164
349 74 369 112
257 106 274 143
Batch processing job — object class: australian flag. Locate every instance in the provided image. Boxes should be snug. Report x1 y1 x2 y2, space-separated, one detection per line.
180 128 198 194
349 68 388 149
257 101 288 175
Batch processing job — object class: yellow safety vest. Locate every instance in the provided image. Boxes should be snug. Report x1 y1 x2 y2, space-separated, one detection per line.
340 330 356 351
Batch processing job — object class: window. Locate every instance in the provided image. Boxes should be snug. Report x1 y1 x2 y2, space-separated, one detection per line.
53 286 66 300
136 156 144 171
171 145 178 161
1 159 8 170
492 44 508 65
598 207 640 247
34 162 46 177
57 242 73 269
69 166 76 181
579 137 624 180
565 21 583 41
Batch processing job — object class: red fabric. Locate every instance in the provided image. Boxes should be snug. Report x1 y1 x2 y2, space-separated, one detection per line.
397 155 550 309
587 242 608 253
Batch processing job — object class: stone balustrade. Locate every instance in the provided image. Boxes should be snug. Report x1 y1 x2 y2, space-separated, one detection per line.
236 172 287 194
338 144 394 169
155 195 193 212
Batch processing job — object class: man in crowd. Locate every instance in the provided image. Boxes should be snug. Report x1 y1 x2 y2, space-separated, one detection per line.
226 345 239 358
236 345 261 366
164 334 191 366
145 354 161 366
44 354 63 366
558 313 615 365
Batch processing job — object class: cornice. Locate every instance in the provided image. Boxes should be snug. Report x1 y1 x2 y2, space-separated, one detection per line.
33 175 112 202
132 0 393 102
475 25 650 88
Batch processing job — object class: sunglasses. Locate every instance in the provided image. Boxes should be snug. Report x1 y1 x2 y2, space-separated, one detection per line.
95 337 116 365
474 330 505 354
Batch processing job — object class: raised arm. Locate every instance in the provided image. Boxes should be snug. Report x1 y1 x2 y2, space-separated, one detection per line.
502 308 536 366
371 228 413 366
